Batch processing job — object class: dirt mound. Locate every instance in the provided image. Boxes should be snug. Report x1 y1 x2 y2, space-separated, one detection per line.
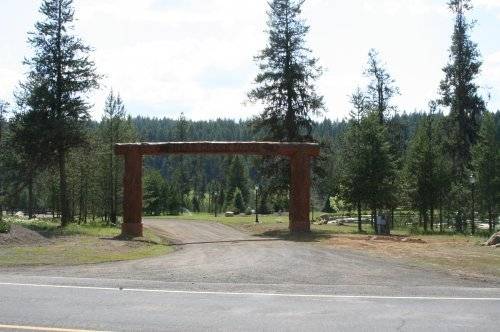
367 235 426 244
0 224 51 246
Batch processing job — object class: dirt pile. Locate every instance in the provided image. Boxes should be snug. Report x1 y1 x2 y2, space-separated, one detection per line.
368 235 426 244
0 224 50 246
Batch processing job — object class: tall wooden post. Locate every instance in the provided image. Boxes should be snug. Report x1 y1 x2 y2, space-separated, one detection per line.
289 152 311 233
121 150 143 237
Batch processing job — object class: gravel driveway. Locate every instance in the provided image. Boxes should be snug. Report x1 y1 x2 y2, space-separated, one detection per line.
2 219 499 296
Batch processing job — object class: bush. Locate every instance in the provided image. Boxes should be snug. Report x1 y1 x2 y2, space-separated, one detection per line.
0 220 11 234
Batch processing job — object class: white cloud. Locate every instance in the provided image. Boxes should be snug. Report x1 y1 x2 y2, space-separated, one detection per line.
0 0 499 119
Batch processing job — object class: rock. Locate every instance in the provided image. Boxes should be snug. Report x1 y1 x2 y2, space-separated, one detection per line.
485 232 500 246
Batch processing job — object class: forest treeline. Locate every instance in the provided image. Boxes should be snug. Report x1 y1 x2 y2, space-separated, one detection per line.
0 0 499 235
1 111 500 228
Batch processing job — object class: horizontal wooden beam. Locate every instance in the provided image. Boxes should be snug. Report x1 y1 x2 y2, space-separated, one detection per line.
115 141 320 157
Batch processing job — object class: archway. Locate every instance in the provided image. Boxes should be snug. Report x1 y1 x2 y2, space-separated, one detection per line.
115 142 320 237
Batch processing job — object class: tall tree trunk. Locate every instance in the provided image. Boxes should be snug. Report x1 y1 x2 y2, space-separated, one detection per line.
58 150 70 227
357 201 362 232
390 208 395 230
372 209 377 234
28 176 34 219
423 209 428 233
489 208 493 234
439 205 443 233
430 205 434 232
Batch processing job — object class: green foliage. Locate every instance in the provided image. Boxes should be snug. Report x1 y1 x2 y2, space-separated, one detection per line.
322 196 334 213
143 170 167 216
439 0 485 174
403 106 451 231
97 91 137 224
225 156 249 207
248 0 324 194
0 220 10 233
340 112 395 214
249 0 324 142
15 0 100 226
233 189 245 215
472 112 500 232
364 49 400 124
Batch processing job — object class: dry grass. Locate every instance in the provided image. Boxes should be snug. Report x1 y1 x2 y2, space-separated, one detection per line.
324 234 500 280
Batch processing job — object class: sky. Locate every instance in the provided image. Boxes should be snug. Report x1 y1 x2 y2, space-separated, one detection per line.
0 0 499 121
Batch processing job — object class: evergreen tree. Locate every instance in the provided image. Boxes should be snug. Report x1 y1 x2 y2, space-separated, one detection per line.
472 112 499 233
360 114 396 232
98 91 136 224
19 0 100 226
339 89 370 232
233 189 245 214
226 156 249 206
0 101 8 222
404 105 447 232
439 0 485 175
143 170 167 216
249 0 324 141
321 196 333 213
249 0 324 193
172 113 190 206
364 49 400 124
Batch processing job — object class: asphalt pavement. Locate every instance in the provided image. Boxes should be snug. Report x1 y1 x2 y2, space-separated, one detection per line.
0 219 499 331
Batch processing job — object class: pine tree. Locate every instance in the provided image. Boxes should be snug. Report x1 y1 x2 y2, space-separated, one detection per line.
249 0 324 193
143 170 167 216
404 105 447 232
364 49 400 125
233 189 245 214
19 0 100 226
0 101 8 222
249 0 324 141
439 0 485 176
339 89 370 232
472 112 499 233
98 91 136 224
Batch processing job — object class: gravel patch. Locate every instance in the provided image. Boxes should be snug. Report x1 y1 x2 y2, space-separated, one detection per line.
0 224 51 246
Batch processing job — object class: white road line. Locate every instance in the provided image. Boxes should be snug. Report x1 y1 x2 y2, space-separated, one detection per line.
0 282 499 301
0 324 110 332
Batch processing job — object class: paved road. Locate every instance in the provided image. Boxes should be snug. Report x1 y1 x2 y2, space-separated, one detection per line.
1 219 499 331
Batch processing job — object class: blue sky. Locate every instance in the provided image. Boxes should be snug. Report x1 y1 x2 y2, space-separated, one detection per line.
1 0 499 121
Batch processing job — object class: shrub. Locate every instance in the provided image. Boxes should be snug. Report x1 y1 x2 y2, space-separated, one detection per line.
0 220 11 234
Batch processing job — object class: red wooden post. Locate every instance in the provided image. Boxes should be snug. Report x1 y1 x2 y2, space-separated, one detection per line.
121 150 143 237
289 152 311 233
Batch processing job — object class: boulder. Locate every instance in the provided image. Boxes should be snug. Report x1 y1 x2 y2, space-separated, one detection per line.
485 232 500 246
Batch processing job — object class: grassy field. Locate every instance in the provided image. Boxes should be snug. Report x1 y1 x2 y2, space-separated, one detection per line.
0 217 172 267
149 213 500 280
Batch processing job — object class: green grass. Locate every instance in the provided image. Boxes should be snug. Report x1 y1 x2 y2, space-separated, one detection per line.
0 217 173 267
144 212 289 226
13 218 121 237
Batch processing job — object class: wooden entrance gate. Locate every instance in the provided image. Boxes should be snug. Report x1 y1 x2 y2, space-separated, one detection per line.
115 142 320 237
